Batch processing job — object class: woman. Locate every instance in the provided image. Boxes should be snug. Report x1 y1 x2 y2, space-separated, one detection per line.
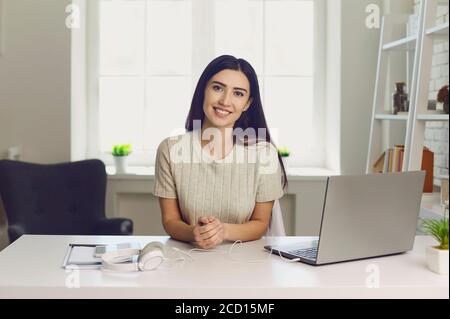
153 55 287 249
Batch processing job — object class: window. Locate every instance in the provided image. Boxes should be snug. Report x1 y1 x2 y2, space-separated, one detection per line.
88 0 326 167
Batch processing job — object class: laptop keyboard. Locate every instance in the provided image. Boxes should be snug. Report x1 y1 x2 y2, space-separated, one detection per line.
288 247 318 260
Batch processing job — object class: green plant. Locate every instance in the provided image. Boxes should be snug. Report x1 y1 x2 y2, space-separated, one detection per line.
277 147 290 157
421 202 449 250
112 144 132 156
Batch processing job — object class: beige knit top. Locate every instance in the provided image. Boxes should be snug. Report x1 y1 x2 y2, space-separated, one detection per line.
153 130 284 225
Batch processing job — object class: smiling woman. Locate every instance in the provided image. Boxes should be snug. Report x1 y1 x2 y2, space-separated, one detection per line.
153 55 287 250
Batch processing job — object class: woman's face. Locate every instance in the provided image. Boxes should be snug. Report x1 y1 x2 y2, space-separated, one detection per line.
203 69 252 130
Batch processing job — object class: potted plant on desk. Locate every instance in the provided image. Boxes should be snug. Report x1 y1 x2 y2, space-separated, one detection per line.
112 144 132 174
421 200 449 275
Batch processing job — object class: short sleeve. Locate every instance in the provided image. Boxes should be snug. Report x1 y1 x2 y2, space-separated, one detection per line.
256 143 284 202
153 139 177 199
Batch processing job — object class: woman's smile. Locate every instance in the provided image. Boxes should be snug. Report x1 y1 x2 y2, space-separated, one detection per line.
213 106 232 118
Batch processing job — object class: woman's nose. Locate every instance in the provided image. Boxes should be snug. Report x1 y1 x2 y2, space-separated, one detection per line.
219 91 232 106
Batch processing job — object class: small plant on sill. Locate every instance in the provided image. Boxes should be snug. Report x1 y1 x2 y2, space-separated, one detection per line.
111 144 132 175
277 147 290 158
112 144 132 157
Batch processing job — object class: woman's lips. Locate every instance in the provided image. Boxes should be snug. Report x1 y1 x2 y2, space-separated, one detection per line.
213 107 232 118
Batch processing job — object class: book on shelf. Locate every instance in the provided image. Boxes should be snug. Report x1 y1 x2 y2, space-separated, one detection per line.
372 152 385 173
372 145 434 193
387 148 394 172
422 147 434 193
393 145 404 172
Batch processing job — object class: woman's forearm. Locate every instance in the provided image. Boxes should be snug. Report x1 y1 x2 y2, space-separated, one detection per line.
163 219 195 242
223 220 268 242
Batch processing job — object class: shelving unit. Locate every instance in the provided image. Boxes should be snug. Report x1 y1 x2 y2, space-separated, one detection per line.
382 35 417 51
367 0 449 175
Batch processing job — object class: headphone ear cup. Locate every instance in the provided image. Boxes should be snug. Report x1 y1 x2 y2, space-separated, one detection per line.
138 242 165 271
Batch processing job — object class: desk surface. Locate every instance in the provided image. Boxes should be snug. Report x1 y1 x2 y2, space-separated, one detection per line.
0 235 447 299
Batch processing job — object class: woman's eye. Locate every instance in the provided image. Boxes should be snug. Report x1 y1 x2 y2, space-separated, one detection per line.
212 85 222 92
234 91 244 97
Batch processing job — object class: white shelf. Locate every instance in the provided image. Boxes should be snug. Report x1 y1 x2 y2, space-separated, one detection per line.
417 113 449 121
375 113 408 121
426 22 449 36
382 35 417 51
367 0 449 174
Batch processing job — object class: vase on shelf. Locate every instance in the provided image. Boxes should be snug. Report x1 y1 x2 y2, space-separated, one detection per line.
113 156 128 174
392 82 408 115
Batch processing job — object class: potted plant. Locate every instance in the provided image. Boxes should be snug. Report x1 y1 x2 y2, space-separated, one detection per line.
112 144 132 174
437 85 448 114
277 147 291 168
421 201 449 275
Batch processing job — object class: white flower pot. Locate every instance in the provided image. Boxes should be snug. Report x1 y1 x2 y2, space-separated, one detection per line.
113 156 128 174
426 246 449 275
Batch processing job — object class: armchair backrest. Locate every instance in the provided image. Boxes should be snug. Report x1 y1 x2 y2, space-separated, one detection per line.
0 159 107 236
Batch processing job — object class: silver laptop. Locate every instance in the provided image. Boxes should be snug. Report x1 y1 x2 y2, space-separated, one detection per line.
265 171 426 265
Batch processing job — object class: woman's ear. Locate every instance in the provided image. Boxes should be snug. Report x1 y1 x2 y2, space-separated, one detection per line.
244 98 253 112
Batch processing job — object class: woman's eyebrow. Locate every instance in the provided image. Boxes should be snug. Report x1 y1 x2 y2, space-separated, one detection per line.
211 80 248 93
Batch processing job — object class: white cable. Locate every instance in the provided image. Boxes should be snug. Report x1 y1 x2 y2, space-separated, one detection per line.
227 240 300 263
173 240 301 264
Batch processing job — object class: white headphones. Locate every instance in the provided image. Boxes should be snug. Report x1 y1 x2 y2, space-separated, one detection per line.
101 242 165 272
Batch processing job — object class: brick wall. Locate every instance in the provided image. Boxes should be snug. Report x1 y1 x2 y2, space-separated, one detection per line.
414 0 449 185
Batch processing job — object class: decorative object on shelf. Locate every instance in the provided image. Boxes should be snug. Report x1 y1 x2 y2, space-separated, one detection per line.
421 201 449 275
427 99 437 111
392 82 408 115
112 144 132 174
277 147 291 167
437 85 449 114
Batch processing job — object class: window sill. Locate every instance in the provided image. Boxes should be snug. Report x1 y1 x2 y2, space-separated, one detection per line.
106 166 339 181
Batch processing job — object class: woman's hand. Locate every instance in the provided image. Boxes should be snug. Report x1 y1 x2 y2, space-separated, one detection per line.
193 216 226 249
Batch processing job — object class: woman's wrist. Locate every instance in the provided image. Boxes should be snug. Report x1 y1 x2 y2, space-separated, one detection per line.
223 223 230 241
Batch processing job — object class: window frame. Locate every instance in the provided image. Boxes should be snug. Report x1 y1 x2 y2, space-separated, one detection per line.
86 0 327 167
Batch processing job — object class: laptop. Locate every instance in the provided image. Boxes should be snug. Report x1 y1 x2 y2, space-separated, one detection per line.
264 171 426 265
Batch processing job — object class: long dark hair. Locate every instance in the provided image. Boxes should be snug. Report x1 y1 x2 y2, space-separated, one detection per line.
185 55 287 189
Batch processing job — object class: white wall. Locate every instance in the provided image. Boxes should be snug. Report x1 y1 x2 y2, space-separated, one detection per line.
0 0 71 250
0 0 71 163
339 0 383 175
325 0 341 173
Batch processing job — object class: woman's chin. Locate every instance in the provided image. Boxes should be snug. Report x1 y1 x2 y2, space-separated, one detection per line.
206 115 233 128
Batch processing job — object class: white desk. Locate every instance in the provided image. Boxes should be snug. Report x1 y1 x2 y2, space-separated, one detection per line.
0 235 447 299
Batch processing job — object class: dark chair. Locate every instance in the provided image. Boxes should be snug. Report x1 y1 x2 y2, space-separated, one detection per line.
0 159 133 243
